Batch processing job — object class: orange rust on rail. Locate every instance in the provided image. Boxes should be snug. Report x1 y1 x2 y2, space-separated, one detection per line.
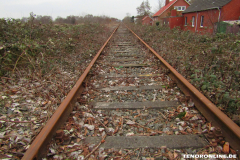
22 25 120 160
125 24 240 155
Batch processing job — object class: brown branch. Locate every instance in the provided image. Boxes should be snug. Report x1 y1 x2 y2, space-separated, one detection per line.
84 134 107 160
89 109 110 134
1 77 13 80
158 111 167 119
13 51 25 73
124 118 163 134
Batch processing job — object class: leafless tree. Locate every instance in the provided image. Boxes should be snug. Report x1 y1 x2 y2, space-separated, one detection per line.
136 0 152 16
21 17 28 23
35 15 53 24
123 13 131 23
154 0 165 13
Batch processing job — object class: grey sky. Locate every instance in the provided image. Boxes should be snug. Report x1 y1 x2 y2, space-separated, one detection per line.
0 0 163 20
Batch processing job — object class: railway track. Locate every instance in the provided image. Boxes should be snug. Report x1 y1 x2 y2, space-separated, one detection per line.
22 24 240 159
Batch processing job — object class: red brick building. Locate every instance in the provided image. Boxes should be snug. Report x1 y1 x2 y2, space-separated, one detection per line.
168 10 185 29
182 0 240 34
153 0 190 25
142 16 153 25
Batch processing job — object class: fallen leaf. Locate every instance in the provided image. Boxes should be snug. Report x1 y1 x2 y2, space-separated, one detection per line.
126 120 135 125
168 151 174 159
99 128 105 132
150 132 158 136
166 131 173 135
126 132 134 136
186 128 192 133
179 131 188 135
222 142 229 154
11 89 18 94
84 127 88 136
104 120 108 125
211 142 217 147
84 124 95 130
55 130 64 138
82 147 89 156
173 151 178 158
113 126 119 134
42 101 48 105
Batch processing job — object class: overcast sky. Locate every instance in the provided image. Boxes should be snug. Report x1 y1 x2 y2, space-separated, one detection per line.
0 0 163 20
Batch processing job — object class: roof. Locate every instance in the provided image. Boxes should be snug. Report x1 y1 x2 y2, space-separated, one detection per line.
153 0 190 17
153 0 177 17
142 16 153 21
183 0 232 14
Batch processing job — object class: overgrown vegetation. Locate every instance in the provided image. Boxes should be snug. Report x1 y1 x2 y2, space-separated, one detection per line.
0 13 113 77
129 24 240 123
0 13 117 158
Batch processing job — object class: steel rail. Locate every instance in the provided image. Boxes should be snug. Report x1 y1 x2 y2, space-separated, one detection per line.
22 25 119 160
125 24 240 154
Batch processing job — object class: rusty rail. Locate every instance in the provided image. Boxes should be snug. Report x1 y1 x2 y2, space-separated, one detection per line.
125 24 240 154
23 23 240 159
22 25 119 160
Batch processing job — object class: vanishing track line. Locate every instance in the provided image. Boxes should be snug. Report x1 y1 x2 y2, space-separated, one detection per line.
22 24 240 159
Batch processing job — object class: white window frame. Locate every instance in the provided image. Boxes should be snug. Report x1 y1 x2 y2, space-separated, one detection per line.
192 16 195 27
200 16 204 27
174 6 186 11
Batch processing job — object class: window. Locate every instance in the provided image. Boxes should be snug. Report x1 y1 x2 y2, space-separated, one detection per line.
185 17 187 25
174 6 186 11
200 16 204 27
192 16 195 27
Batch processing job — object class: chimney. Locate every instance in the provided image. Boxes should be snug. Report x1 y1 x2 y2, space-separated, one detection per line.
165 0 169 6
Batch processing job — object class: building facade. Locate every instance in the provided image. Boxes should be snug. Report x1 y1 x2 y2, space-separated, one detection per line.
182 0 240 34
142 16 153 25
153 0 190 25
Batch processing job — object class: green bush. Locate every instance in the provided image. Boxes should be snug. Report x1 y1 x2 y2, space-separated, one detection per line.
0 17 109 77
128 23 240 121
